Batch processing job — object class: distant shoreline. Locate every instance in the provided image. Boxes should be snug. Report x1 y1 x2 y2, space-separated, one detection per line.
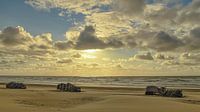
0 76 199 90
1 83 200 92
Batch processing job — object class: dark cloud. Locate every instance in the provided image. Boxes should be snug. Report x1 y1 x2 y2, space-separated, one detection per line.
147 7 178 24
147 31 183 51
190 27 200 39
106 38 124 48
75 26 107 50
0 26 33 46
182 27 200 50
0 27 58 62
147 0 200 25
113 0 146 15
29 44 51 50
54 41 74 50
74 26 124 50
177 0 200 24
122 35 137 48
0 26 54 52
134 52 154 60
126 30 183 51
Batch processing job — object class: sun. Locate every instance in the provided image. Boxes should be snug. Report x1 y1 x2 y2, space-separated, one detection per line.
81 49 101 59
82 49 100 53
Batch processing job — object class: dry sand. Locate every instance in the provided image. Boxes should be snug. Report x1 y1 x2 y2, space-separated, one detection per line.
0 84 199 112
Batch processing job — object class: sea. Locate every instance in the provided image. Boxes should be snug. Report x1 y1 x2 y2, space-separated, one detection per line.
0 76 199 89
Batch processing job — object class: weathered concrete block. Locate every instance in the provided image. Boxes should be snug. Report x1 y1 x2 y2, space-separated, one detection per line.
57 83 81 92
145 86 183 98
145 86 160 95
6 82 26 89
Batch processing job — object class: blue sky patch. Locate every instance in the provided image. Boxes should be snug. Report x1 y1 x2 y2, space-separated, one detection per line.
0 0 85 40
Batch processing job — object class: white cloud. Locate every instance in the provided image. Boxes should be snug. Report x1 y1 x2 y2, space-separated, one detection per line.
25 0 112 14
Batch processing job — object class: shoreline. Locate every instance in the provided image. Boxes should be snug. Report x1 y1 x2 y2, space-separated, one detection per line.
1 83 200 92
0 76 199 90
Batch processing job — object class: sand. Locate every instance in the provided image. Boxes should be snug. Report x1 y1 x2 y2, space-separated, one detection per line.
0 84 199 112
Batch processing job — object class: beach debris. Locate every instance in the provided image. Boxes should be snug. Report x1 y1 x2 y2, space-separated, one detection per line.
145 86 160 95
145 86 183 97
162 89 183 97
6 82 27 89
57 83 81 92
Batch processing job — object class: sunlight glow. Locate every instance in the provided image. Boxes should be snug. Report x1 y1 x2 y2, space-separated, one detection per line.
82 49 100 53
81 49 102 59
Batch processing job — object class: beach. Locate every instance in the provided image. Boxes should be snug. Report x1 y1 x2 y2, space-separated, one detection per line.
0 84 199 112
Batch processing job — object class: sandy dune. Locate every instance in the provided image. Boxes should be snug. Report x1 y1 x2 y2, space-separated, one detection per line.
0 84 199 112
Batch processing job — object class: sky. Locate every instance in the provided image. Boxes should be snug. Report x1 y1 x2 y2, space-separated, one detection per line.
0 0 199 76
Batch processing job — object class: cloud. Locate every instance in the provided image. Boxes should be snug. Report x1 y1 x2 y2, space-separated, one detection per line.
0 26 53 49
34 33 52 44
30 33 53 50
72 53 82 58
161 60 180 66
0 26 33 46
146 5 178 25
146 0 199 26
75 26 107 49
115 64 123 69
54 41 74 50
73 26 124 50
147 31 183 51
25 0 200 52
90 63 99 67
134 52 154 60
57 58 73 64
25 0 112 14
126 30 183 51
185 27 200 50
112 0 146 15
162 59 199 66
177 0 200 24
159 52 200 66
0 26 56 58
180 52 191 59
154 54 165 60
85 12 134 38
180 52 200 61
0 26 125 52
154 53 175 60
0 60 9 64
